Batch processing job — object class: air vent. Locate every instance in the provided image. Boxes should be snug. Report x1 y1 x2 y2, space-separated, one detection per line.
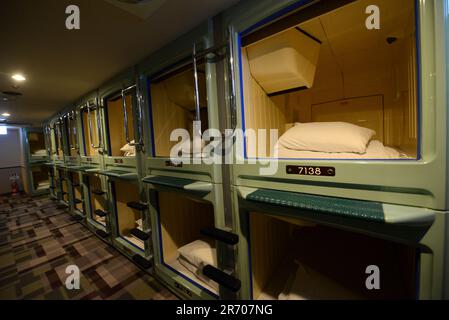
2 91 22 96
105 0 165 19
118 0 154 3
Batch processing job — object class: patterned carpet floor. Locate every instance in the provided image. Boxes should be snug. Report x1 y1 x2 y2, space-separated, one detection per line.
0 193 178 300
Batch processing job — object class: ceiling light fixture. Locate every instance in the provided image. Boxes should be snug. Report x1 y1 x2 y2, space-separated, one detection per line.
11 74 26 82
2 113 11 117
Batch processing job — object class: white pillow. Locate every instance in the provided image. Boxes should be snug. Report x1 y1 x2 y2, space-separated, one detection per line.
177 238 216 269
278 122 375 154
120 140 135 153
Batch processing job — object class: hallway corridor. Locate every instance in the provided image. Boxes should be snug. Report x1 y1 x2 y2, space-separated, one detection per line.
0 193 177 300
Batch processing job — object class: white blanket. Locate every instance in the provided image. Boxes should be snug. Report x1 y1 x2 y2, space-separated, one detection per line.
177 238 216 269
177 238 218 291
275 140 406 159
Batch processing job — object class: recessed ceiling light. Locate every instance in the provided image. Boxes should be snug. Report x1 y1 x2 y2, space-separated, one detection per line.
1 113 11 117
11 74 26 82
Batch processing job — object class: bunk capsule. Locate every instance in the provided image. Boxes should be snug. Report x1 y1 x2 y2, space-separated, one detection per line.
140 22 240 299
58 109 88 222
223 0 448 299
43 124 58 200
95 70 151 265
72 95 112 241
23 127 50 195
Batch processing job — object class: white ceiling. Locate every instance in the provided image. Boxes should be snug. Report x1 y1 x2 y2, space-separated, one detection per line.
0 0 240 126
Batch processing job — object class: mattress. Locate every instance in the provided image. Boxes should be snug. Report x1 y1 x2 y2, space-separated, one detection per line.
123 234 144 250
165 255 218 295
36 181 50 190
95 216 106 225
274 140 408 159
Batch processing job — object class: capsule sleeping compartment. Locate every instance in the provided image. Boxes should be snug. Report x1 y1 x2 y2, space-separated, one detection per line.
226 0 446 209
80 100 102 162
54 120 65 161
103 87 138 159
111 179 149 252
58 168 70 205
64 111 79 159
30 164 50 192
246 212 417 300
87 174 108 227
69 171 84 216
149 62 208 158
27 130 47 161
240 0 417 160
156 191 218 296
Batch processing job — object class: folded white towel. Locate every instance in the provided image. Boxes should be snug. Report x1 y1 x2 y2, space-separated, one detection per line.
33 149 47 156
177 238 216 269
178 252 219 292
120 141 136 156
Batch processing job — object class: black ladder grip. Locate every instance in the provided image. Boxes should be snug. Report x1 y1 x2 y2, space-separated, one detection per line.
94 209 107 217
72 183 80 187
74 199 83 204
72 215 84 221
202 265 241 293
92 189 105 196
130 228 150 241
96 229 109 239
127 201 147 211
132 255 151 269
200 228 239 245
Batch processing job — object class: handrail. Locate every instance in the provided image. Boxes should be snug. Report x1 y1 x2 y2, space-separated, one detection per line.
86 99 102 149
227 26 238 131
121 84 142 147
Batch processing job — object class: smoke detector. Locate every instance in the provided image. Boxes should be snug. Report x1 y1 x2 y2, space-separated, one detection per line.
105 0 166 19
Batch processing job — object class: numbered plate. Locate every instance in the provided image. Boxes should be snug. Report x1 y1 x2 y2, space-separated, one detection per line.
286 166 336 177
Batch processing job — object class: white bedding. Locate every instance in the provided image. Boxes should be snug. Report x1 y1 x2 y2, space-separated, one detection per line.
275 140 407 159
176 238 218 292
32 149 47 156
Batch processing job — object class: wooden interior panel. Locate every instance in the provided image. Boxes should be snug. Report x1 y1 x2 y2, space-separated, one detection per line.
61 176 69 202
106 94 134 157
56 128 64 157
249 213 417 300
82 110 99 156
250 212 291 299
241 0 417 158
71 173 83 212
311 96 384 142
68 118 78 157
150 65 209 157
28 132 46 154
114 181 140 236
158 192 215 261
31 166 49 189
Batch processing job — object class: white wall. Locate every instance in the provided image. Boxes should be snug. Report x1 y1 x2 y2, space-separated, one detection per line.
0 127 24 194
